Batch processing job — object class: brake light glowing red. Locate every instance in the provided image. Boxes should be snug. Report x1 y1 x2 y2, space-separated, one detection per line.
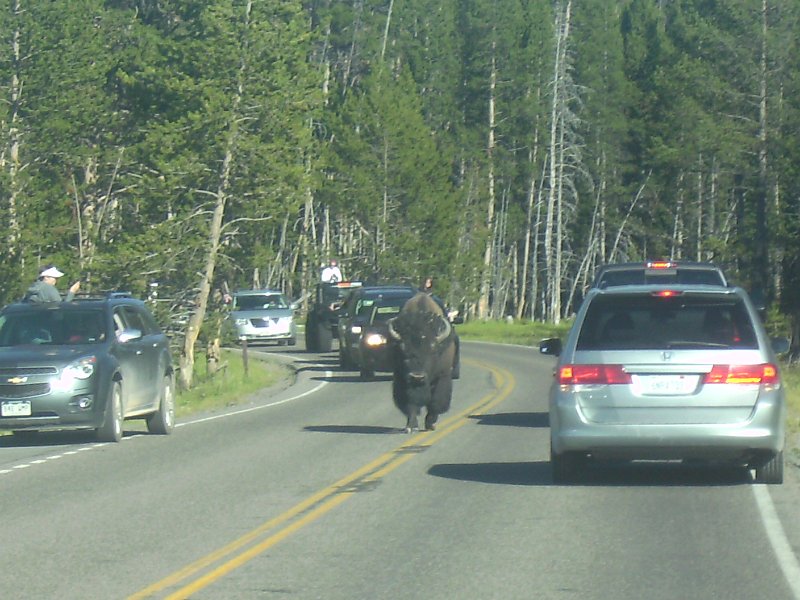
646 261 677 269
704 364 779 385
652 290 682 297
558 364 631 385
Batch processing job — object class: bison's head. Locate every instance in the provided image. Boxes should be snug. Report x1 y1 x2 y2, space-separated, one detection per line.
387 310 451 384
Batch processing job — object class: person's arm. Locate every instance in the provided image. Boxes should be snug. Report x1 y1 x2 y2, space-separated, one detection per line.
64 281 80 302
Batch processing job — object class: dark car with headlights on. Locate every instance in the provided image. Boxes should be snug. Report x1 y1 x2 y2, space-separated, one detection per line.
0 294 175 442
539 284 788 484
355 301 407 380
337 285 417 372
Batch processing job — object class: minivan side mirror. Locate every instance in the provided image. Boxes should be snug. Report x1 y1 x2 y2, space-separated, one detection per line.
771 337 790 355
539 337 562 357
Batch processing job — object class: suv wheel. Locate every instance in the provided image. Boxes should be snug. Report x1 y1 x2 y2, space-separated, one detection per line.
97 382 123 443
317 323 332 353
305 317 319 352
146 375 175 435
754 451 784 484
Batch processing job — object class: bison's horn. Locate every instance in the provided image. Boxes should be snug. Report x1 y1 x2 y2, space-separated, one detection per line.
435 316 451 344
387 317 401 340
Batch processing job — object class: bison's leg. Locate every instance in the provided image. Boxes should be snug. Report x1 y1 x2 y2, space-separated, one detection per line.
425 376 453 431
424 409 438 431
405 405 420 433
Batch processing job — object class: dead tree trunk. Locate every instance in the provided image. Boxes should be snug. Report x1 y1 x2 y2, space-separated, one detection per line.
179 0 253 390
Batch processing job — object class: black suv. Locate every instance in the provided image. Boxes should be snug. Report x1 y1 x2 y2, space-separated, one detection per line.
0 293 175 442
305 281 363 352
591 261 728 289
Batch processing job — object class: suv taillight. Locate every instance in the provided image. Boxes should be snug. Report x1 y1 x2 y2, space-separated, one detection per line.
557 364 631 385
704 364 780 385
646 261 677 269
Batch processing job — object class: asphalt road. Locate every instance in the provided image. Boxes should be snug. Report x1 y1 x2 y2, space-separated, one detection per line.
3 340 800 599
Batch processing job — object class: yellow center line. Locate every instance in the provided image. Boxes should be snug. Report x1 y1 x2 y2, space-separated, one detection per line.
129 359 515 599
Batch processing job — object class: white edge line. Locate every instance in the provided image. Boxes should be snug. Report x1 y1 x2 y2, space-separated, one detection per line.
753 484 800 599
175 370 331 428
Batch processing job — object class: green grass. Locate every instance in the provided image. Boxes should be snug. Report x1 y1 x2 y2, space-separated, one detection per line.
782 366 800 434
176 349 291 417
456 318 573 346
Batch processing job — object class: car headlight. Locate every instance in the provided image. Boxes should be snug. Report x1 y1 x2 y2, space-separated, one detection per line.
52 356 97 392
364 333 387 347
351 325 363 335
64 356 97 380
235 318 249 326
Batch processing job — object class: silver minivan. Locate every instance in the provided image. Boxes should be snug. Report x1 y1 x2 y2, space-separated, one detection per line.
540 284 788 484
229 289 297 346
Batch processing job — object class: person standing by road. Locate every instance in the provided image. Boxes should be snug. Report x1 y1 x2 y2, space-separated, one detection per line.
23 265 80 303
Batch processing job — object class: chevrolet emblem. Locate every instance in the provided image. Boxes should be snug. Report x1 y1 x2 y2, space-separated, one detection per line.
8 376 28 384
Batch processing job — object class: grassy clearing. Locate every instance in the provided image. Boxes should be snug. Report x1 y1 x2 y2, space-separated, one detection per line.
175 349 292 417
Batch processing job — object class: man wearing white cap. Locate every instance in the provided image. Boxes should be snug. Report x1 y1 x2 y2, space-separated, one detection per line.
23 265 81 303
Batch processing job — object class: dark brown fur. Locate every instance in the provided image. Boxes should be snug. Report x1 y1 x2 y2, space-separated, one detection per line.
388 293 456 432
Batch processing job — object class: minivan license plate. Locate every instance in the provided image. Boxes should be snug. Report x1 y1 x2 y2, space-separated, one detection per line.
1 400 32 417
632 374 698 396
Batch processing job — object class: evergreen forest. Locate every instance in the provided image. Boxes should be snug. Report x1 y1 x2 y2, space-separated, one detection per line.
2 1 800 386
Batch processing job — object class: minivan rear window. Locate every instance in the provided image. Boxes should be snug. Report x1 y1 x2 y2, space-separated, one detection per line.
577 295 757 350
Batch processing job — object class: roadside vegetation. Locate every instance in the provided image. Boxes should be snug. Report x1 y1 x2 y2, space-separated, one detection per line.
175 350 291 418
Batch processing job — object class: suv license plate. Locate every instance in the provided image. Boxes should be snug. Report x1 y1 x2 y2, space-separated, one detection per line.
1 400 32 417
632 375 698 396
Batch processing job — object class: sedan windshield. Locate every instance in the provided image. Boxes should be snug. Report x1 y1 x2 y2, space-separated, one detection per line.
0 309 107 346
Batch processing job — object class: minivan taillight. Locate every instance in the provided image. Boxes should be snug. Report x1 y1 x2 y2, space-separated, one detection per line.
704 364 780 385
558 364 631 385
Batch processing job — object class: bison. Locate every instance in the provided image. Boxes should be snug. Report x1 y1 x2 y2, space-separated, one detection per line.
387 292 457 432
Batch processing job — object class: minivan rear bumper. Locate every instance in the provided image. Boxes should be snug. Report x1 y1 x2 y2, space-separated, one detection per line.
550 389 785 460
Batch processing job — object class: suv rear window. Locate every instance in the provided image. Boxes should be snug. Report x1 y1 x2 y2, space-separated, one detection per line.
592 262 727 288
577 294 757 350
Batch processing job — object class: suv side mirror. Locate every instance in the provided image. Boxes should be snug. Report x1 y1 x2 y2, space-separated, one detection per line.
539 337 562 357
117 328 143 343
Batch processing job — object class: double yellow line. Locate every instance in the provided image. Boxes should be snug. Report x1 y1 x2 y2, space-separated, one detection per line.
129 360 514 599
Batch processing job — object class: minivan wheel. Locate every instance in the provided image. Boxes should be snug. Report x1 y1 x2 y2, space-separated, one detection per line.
754 450 784 484
551 446 583 484
96 382 123 443
147 375 175 435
